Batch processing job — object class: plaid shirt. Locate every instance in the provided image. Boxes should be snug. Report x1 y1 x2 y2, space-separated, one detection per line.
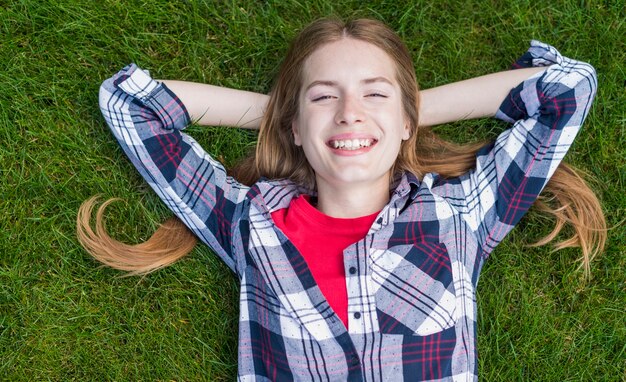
99 41 596 381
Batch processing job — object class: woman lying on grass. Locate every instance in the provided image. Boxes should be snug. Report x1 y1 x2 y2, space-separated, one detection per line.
78 18 605 381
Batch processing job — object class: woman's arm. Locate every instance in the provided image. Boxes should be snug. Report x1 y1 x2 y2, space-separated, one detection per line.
417 66 547 127
450 41 596 259
99 65 251 275
160 80 268 128
159 67 547 130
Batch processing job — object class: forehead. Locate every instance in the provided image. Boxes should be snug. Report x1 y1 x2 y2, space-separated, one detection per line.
302 38 397 85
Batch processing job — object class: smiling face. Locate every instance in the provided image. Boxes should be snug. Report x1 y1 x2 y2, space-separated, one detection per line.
292 38 410 192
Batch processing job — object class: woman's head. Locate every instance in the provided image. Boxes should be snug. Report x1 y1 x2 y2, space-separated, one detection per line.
255 18 420 189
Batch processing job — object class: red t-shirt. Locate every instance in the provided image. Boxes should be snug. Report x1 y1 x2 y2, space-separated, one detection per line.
271 195 379 329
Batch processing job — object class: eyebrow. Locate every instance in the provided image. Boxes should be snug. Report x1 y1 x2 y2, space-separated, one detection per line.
304 77 393 92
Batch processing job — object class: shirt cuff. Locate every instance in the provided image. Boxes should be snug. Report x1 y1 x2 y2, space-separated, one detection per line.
112 63 190 130
496 41 563 123
511 40 563 69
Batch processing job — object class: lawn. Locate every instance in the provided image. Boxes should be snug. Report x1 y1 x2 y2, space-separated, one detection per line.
1 0 624 380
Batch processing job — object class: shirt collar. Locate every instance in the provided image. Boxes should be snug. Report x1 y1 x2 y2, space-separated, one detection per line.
253 172 423 213
392 172 421 200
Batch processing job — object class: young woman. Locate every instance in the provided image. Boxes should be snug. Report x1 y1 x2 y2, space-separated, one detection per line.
79 18 604 381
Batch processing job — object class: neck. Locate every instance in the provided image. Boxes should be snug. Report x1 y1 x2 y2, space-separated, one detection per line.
315 178 389 218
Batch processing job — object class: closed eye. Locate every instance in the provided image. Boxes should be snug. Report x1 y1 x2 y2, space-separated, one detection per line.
312 95 336 102
366 93 388 98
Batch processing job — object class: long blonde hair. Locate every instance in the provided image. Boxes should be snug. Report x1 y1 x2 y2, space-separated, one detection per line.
78 18 605 277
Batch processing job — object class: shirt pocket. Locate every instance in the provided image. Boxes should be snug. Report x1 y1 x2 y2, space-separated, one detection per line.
369 242 457 336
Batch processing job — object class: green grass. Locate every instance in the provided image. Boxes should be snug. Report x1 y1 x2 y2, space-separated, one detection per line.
1 0 624 380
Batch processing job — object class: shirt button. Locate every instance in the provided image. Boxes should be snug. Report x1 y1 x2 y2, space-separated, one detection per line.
348 266 356 275
353 312 361 319
351 355 359 366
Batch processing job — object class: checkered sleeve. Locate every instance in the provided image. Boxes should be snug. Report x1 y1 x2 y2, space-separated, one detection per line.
98 64 250 274
461 41 597 260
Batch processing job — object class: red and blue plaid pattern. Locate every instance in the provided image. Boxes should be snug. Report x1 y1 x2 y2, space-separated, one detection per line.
99 41 596 381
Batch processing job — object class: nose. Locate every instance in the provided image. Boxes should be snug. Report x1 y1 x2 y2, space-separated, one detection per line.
335 96 365 126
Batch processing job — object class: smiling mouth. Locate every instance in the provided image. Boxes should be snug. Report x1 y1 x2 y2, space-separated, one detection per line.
328 138 377 150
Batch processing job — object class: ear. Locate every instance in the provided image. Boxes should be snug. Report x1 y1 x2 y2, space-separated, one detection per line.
402 120 411 141
292 120 302 146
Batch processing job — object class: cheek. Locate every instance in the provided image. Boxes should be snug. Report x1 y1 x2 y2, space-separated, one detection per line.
293 111 326 147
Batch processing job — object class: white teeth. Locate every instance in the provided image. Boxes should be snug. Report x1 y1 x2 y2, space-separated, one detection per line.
329 139 374 150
